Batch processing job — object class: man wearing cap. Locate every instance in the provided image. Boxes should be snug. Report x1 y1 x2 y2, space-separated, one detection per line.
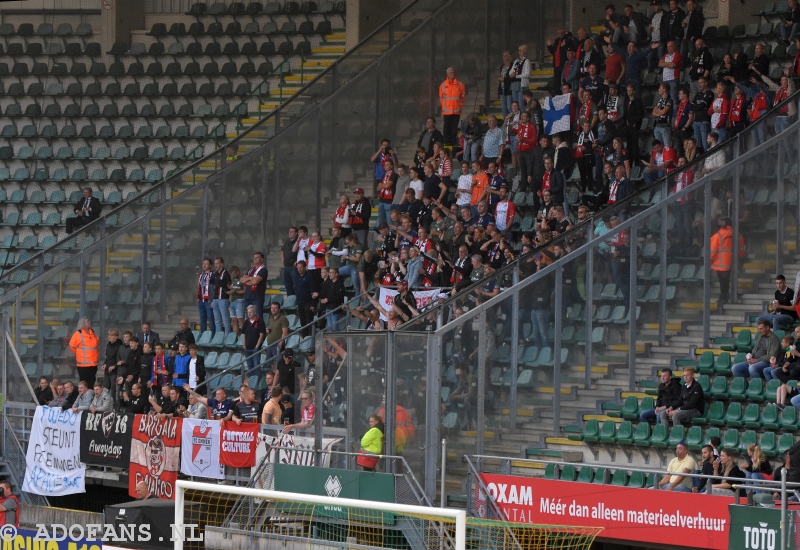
658 367 704 425
274 348 300 396
657 441 696 492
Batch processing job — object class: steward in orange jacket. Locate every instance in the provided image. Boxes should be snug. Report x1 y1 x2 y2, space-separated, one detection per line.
439 67 467 147
69 318 100 387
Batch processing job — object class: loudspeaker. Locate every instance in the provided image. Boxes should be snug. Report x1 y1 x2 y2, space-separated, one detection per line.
103 499 204 550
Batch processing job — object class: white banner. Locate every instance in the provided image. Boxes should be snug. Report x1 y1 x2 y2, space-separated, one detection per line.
377 287 444 321
180 418 225 479
22 406 86 496
252 434 341 483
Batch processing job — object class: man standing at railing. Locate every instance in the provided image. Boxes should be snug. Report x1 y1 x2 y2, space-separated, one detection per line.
69 317 100 387
439 67 466 147
242 304 267 376
239 252 268 325
65 187 101 234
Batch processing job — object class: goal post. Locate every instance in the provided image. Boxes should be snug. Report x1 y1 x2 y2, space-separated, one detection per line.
174 479 468 550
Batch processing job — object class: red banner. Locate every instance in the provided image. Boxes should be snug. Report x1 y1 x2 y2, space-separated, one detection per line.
128 415 182 499
219 421 260 467
479 474 733 550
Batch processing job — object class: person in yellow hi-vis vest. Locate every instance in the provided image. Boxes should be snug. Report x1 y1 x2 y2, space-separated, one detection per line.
709 217 745 309
69 317 100 388
439 67 466 147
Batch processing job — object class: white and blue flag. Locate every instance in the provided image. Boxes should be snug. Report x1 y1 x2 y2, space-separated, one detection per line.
542 94 572 135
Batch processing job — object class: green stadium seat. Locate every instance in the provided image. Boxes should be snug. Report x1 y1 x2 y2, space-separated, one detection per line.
544 463 557 480
628 471 645 488
696 351 715 374
593 468 607 484
721 429 740 449
697 401 723 425
743 403 763 428
740 430 758 451
632 422 651 445
598 420 618 443
196 331 213 346
722 402 744 427
644 473 660 488
648 424 669 446
616 421 634 444
685 425 704 449
734 330 752 351
777 432 795 455
560 465 577 481
569 419 599 442
760 432 777 456
780 407 799 431
715 352 732 374
696 375 711 394
729 377 747 400
611 470 628 486
766 379 782 401
665 425 685 447
746 378 766 402
582 420 602 442
761 404 780 430
576 467 594 483
710 376 729 398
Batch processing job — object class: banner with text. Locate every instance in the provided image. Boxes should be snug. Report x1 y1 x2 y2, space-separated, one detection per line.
253 433 341 481
22 406 85 496
128 415 182 499
11 528 100 550
219 421 260 467
478 474 733 550
80 412 134 468
377 287 443 321
180 418 225 479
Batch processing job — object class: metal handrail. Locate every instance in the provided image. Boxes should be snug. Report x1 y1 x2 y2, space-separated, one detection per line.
0 0 445 285
323 449 432 507
194 288 378 394
470 454 800 490
463 455 524 550
399 85 800 331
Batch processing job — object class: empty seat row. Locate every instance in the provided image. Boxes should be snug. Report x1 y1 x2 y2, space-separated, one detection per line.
0 22 92 38
0 41 101 57
112 38 315 58
0 166 165 183
545 463 660 488
0 78 258 98
576 419 796 458
185 1 343 17
141 19 332 40
0 122 221 140
0 101 234 119
0 144 187 162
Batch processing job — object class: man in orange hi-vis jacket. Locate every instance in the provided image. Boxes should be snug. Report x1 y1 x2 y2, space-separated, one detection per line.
69 317 100 387
710 217 745 309
439 67 466 148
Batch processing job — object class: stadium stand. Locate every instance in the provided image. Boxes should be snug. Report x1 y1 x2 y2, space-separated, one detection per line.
4 0 800 527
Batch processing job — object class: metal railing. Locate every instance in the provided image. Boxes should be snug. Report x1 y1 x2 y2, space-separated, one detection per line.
2 415 49 507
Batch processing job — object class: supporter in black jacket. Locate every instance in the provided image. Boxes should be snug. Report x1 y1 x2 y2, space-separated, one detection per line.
639 369 681 423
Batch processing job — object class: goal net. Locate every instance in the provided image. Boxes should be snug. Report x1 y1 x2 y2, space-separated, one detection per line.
175 479 467 550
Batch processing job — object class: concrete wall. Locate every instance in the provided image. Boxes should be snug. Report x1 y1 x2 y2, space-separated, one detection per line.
345 0 403 50
21 504 103 529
